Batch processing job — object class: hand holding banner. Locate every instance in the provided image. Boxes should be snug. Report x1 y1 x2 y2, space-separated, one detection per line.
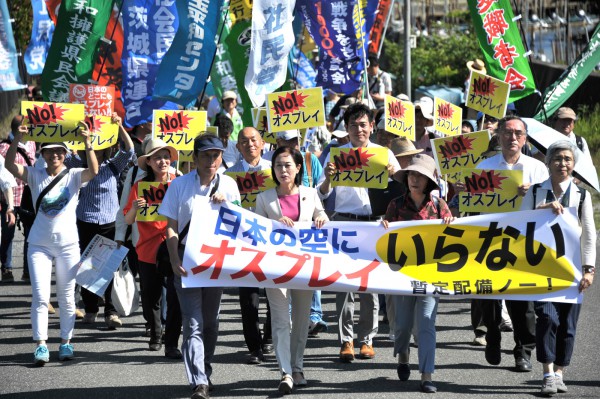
137 182 168 222
67 115 118 150
330 147 388 189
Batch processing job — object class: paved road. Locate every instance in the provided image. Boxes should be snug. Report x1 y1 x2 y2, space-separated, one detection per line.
1 231 599 399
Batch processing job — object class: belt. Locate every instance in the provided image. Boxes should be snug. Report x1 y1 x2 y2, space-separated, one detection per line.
336 212 377 221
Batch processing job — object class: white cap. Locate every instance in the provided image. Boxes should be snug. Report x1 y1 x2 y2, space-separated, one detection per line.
331 130 349 138
276 130 299 140
414 96 434 120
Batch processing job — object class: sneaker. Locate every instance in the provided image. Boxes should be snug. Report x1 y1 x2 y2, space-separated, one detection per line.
33 345 50 366
81 312 97 324
472 336 487 346
105 314 122 330
554 374 568 393
388 332 395 341
2 270 14 283
75 309 84 320
47 303 56 314
278 374 293 395
541 375 557 396
58 343 74 361
339 341 355 363
292 371 307 386
359 343 375 359
308 320 327 337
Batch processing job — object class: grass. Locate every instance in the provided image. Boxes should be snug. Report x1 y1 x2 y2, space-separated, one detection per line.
574 104 600 227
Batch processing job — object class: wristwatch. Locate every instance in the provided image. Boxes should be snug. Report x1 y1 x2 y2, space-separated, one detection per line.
583 266 595 275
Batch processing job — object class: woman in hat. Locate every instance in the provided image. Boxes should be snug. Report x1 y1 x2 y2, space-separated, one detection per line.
6 122 98 366
124 138 181 356
255 146 328 394
381 154 454 393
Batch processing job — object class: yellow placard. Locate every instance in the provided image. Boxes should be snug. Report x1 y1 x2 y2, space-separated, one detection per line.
433 98 462 136
459 169 523 213
137 182 168 222
384 95 415 140
466 70 510 120
330 147 388 189
225 170 276 209
252 107 275 144
229 0 252 24
267 87 325 133
153 110 207 151
179 150 194 163
21 101 85 143
431 130 490 177
67 115 118 150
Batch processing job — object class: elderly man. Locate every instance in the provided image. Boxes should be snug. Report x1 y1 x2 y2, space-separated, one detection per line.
475 116 548 372
160 134 241 399
225 127 273 364
318 102 401 362
552 107 590 156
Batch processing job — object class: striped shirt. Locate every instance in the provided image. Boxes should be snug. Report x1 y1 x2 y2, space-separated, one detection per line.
67 149 135 224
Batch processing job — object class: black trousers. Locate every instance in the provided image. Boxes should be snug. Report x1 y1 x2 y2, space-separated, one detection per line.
77 219 117 316
477 298 536 360
239 287 272 352
138 260 181 348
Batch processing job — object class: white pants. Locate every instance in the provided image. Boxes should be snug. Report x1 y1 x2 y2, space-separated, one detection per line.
266 288 312 376
29 242 80 341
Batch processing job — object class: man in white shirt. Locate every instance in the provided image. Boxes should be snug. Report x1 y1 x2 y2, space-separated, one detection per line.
475 116 549 372
225 127 273 364
318 102 401 362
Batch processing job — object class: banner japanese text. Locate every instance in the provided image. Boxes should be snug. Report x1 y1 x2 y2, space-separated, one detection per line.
69 84 115 116
67 115 118 150
21 101 85 142
0 1 26 91
153 110 207 151
433 97 462 137
24 0 55 75
384 95 415 140
329 146 388 189
137 182 168 222
225 170 276 208
459 168 523 213
431 130 491 179
267 87 325 133
466 70 510 120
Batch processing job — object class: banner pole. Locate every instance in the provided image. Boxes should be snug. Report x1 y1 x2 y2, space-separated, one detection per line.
93 0 120 83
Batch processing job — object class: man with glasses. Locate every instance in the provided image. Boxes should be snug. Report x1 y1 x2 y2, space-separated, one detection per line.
474 116 548 372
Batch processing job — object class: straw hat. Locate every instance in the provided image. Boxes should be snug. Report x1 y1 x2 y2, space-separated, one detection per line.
467 59 487 75
137 138 178 170
390 137 424 157
396 154 439 189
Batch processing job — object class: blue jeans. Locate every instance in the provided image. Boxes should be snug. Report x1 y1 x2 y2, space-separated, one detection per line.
174 275 223 389
310 290 325 324
394 295 439 374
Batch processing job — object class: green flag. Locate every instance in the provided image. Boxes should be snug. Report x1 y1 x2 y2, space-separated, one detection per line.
42 0 113 102
224 20 254 127
534 23 600 121
468 0 535 102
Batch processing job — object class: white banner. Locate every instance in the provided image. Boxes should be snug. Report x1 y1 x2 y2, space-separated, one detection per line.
182 200 584 303
244 0 296 107
76 235 129 296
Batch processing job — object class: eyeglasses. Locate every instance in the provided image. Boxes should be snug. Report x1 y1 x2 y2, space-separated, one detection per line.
501 130 526 138
551 156 573 164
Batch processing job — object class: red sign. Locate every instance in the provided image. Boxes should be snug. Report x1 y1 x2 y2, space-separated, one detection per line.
69 84 115 116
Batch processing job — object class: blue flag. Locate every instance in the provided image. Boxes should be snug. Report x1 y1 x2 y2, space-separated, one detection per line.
0 2 26 91
154 0 224 106
121 0 179 127
289 45 316 89
24 0 55 75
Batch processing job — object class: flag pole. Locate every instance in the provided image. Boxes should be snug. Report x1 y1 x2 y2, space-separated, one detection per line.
93 0 120 83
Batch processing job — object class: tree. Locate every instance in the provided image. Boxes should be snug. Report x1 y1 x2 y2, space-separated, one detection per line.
7 0 33 52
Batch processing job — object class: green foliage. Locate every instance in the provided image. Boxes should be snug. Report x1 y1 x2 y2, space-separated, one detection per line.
382 27 482 94
7 1 33 51
575 103 600 154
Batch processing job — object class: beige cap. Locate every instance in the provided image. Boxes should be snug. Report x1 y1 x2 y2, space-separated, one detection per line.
556 107 577 120
222 90 237 101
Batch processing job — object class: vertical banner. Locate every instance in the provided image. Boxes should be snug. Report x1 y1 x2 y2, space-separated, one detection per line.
289 45 316 89
121 0 179 127
154 0 224 106
534 23 600 121
433 97 462 137
244 0 296 107
24 0 55 76
41 0 113 102
368 0 392 56
466 70 510 120
0 1 26 91
384 95 415 140
468 0 535 102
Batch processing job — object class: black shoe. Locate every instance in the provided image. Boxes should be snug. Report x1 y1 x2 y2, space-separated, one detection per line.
165 347 182 359
191 384 209 399
420 380 437 393
247 349 264 364
485 345 501 365
515 357 532 372
262 342 274 354
149 341 162 351
2 270 14 283
397 363 410 381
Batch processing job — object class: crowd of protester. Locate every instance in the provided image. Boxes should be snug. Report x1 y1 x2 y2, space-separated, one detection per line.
0 65 596 398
